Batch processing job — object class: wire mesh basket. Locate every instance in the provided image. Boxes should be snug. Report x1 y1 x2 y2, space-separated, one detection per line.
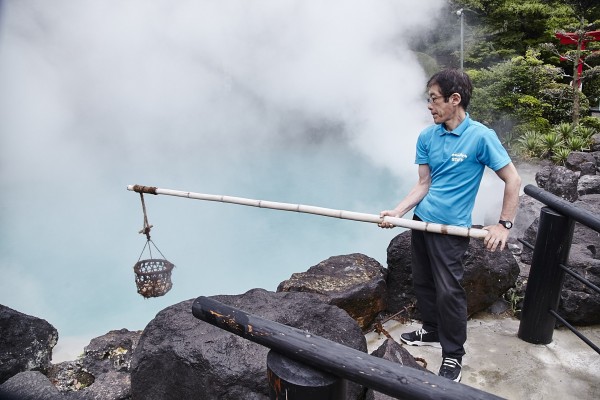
133 258 175 298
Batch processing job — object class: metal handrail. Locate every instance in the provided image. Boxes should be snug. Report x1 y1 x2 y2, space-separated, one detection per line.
559 263 600 295
549 310 600 354
524 185 600 232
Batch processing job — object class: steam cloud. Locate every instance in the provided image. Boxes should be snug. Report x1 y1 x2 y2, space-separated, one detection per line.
0 0 451 361
0 0 440 169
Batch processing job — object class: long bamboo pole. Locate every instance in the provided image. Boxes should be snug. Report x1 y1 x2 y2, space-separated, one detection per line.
127 184 489 239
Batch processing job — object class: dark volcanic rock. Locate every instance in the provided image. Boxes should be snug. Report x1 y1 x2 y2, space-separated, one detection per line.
566 151 597 176
538 165 579 202
520 216 539 265
47 360 95 393
69 371 131 400
277 253 387 329
590 134 600 152
81 328 141 377
385 231 519 317
0 304 58 384
130 289 367 400
462 237 521 316
513 193 544 247
578 175 600 196
1 368 131 400
384 232 416 315
535 164 553 189
370 339 429 373
366 339 432 400
46 328 140 399
0 371 61 400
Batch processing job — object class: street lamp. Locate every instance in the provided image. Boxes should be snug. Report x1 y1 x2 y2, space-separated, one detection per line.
457 9 464 70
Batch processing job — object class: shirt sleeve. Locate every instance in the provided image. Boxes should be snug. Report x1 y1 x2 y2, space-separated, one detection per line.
477 129 511 171
415 129 430 165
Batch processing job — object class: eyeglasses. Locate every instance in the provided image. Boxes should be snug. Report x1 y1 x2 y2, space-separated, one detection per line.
426 95 445 104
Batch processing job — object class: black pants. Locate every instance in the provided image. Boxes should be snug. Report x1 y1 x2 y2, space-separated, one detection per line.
411 216 470 359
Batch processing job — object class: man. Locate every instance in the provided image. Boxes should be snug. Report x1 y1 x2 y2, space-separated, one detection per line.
379 68 521 382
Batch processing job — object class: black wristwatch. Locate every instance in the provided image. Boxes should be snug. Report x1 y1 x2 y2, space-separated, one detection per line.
499 220 513 229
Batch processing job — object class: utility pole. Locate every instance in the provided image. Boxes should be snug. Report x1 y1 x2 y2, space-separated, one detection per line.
457 9 464 70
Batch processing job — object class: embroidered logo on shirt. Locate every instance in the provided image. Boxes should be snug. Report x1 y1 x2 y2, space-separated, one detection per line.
451 153 468 162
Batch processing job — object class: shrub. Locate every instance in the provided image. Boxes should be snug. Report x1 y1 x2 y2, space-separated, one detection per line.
539 131 564 157
551 147 572 165
553 122 575 139
575 125 596 141
565 135 590 151
516 130 543 158
580 116 600 133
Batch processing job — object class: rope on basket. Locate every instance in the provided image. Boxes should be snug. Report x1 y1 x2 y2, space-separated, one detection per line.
133 193 174 298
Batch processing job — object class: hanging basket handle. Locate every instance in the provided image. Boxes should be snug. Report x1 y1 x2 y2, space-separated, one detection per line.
138 193 153 241
136 192 169 262
136 237 169 263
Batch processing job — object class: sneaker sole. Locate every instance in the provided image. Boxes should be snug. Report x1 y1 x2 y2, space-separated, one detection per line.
454 371 462 382
400 337 442 348
439 370 462 382
441 372 462 382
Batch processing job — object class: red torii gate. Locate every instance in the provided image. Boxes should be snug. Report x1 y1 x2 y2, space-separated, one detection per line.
556 30 600 89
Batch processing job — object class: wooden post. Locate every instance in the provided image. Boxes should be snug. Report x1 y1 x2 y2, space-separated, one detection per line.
518 207 575 344
267 351 346 399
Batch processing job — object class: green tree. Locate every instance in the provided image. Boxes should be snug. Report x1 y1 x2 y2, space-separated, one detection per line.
447 0 600 69
451 0 576 68
468 49 561 138
409 0 600 138
447 0 600 128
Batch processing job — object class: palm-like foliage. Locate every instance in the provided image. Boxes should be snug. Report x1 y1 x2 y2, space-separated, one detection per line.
516 130 543 158
513 121 596 164
551 147 572 165
553 122 575 139
575 125 596 141
565 135 590 151
539 131 564 157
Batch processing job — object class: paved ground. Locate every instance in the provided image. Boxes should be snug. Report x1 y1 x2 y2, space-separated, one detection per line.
365 314 600 400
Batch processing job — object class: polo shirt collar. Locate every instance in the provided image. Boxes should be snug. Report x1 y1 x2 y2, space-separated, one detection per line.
439 113 471 136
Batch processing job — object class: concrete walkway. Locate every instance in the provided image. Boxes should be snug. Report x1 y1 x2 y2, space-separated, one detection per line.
365 314 600 399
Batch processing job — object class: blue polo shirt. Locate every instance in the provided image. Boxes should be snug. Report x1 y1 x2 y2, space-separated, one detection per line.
413 114 510 227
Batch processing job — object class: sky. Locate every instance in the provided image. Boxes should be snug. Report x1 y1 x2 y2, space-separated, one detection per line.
0 0 506 361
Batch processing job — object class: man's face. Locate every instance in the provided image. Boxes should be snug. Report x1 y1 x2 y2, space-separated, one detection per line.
427 83 455 126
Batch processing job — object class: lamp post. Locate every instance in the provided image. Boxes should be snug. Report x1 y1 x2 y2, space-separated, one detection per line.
457 8 464 70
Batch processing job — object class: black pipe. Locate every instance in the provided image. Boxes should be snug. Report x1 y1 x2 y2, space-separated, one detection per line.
548 310 600 355
559 263 600 295
192 296 505 400
524 184 600 232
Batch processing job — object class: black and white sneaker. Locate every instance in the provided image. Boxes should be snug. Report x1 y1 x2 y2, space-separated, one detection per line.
438 357 462 382
400 328 441 348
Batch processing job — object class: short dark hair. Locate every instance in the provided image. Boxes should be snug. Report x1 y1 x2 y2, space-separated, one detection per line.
427 69 473 110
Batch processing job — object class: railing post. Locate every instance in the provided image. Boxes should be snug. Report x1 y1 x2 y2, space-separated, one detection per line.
518 206 575 344
267 351 346 399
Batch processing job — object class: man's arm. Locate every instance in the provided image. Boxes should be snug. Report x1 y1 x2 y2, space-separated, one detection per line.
379 164 431 228
483 162 522 251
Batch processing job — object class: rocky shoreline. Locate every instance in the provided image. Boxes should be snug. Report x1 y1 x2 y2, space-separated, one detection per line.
2 148 600 399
